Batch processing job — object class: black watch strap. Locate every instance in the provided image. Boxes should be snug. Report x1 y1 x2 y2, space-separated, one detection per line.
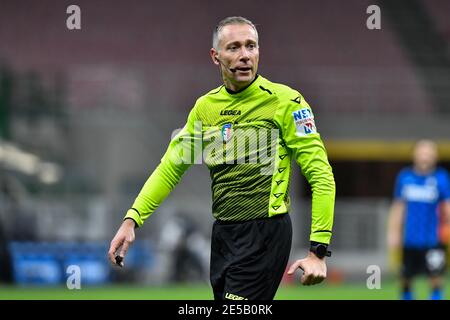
310 241 332 258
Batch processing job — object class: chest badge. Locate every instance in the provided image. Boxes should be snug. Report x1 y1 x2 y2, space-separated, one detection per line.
221 123 233 143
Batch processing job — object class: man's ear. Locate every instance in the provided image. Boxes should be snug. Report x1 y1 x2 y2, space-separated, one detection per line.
210 48 219 65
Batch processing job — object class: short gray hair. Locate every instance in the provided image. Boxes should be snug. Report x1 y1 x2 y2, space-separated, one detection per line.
212 16 258 50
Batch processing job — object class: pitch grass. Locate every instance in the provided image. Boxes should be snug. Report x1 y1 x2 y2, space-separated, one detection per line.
0 277 448 300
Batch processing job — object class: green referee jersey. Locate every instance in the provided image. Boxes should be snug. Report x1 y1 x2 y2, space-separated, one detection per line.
125 75 335 244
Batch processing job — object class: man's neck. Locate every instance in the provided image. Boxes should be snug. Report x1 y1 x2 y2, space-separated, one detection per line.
413 165 435 175
224 75 258 94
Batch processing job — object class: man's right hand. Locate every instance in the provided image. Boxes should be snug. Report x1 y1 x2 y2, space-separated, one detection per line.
108 218 136 267
287 252 327 286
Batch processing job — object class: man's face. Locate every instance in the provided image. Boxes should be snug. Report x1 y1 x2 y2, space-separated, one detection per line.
211 23 259 90
413 141 438 173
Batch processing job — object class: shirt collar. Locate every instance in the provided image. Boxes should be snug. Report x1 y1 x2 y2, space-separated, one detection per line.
223 74 262 97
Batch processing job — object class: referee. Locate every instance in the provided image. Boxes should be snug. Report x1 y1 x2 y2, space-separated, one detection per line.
108 16 336 300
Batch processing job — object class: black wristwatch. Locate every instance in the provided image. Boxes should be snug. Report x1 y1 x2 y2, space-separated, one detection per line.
310 242 332 259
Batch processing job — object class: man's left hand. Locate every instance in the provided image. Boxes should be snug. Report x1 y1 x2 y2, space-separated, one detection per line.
287 251 327 286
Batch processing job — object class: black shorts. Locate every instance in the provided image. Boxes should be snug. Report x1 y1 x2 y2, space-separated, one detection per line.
402 245 447 278
210 213 292 300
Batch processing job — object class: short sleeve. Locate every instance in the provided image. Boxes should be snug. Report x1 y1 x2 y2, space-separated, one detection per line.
393 171 404 200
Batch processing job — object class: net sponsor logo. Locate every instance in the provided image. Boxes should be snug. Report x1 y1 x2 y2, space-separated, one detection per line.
292 108 316 136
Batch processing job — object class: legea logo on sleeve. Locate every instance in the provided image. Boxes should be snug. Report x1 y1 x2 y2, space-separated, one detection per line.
292 108 316 136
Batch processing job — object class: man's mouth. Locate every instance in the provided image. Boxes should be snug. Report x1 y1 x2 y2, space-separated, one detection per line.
235 67 252 72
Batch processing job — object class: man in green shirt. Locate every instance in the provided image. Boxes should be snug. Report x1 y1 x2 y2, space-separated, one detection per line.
108 16 335 300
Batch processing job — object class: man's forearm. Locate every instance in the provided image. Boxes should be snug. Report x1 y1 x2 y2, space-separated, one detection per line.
443 201 450 224
309 167 335 244
295 138 336 245
124 152 191 227
388 201 404 234
310 191 335 244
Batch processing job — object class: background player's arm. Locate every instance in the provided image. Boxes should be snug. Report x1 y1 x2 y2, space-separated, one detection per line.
387 200 405 250
440 201 450 245
442 201 450 224
108 107 200 266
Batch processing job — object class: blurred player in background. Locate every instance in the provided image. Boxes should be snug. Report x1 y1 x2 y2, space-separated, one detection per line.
108 16 335 300
388 140 450 300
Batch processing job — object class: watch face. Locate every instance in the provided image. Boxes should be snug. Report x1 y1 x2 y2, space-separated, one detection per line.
316 245 326 257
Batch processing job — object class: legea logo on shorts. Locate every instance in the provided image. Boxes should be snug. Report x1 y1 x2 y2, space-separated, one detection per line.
225 292 248 300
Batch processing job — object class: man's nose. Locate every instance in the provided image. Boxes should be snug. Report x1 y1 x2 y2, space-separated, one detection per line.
239 48 251 61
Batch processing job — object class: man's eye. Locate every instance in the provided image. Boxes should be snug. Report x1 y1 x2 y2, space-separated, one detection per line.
229 46 238 51
247 44 256 49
